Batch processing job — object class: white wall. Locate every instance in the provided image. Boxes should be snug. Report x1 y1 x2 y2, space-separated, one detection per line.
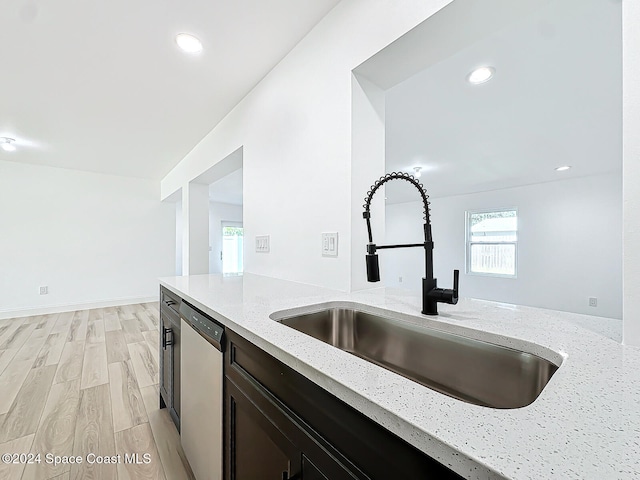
0 160 175 318
384 174 622 318
209 202 243 274
623 0 640 345
161 0 454 292
182 182 209 275
158 0 638 339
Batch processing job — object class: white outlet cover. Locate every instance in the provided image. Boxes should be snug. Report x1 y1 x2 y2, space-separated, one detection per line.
256 235 270 253
322 232 338 257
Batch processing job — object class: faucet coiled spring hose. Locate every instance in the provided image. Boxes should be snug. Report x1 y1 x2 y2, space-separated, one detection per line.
363 172 431 243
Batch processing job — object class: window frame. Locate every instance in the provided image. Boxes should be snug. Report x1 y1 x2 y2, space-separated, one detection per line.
465 207 518 279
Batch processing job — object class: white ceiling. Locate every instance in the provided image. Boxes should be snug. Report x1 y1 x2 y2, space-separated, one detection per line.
0 0 340 179
383 0 621 204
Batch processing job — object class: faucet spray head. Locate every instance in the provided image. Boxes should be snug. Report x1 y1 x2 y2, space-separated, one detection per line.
366 253 380 282
366 243 380 282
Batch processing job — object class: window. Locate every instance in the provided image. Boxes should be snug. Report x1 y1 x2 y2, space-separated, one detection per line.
222 222 243 274
466 209 517 277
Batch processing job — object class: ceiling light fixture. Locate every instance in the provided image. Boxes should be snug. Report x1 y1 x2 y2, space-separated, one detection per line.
0 137 16 152
467 66 495 85
555 165 571 172
176 33 203 54
413 167 422 178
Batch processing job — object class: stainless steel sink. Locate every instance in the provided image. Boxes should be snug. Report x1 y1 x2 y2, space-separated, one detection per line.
274 307 559 409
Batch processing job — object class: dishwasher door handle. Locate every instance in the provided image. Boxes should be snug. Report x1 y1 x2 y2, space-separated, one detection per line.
162 327 173 349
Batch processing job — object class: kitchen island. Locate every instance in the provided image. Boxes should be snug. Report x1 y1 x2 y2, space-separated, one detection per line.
160 273 638 479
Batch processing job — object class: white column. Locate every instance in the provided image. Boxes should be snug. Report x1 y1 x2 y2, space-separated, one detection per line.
176 199 183 276
623 0 640 345
350 73 386 291
181 182 210 276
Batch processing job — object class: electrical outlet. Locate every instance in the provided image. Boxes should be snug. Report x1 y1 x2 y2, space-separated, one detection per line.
321 232 338 257
39 286 48 295
589 297 597 307
256 235 270 253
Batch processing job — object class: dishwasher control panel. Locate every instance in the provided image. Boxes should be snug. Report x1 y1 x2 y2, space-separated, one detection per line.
179 301 224 350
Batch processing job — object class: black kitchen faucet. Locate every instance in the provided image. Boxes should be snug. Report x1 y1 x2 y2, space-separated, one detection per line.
362 172 459 315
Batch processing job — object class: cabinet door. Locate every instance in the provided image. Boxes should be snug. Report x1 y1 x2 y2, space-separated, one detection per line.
225 329 463 480
159 307 181 431
159 311 172 410
170 323 181 420
302 455 329 480
226 379 301 480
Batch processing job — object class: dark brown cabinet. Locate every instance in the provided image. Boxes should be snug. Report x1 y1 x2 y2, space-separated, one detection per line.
225 361 356 480
224 329 462 480
227 379 301 479
159 286 181 431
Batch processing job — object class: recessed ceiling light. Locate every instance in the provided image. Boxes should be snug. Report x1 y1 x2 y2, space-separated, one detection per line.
0 137 16 152
175 33 203 54
555 166 571 172
467 66 495 85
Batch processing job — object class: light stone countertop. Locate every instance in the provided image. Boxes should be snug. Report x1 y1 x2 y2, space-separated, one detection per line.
159 273 639 480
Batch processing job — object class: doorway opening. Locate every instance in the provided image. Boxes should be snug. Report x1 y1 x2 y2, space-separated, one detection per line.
222 221 243 274
204 147 244 275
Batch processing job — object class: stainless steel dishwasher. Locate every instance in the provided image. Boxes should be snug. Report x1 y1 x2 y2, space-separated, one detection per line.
179 301 224 480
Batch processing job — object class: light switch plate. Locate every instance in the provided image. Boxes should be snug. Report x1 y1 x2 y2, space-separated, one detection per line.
256 235 270 253
322 232 338 257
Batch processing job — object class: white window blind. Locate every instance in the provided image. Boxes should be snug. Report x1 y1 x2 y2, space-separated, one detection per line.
466 209 517 277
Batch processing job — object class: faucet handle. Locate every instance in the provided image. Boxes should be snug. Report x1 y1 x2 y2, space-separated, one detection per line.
426 270 459 307
453 269 459 294
446 269 459 305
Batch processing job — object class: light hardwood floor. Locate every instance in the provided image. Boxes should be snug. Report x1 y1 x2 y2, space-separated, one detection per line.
0 303 194 480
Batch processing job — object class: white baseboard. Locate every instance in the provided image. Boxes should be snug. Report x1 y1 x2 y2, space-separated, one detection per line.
0 296 158 320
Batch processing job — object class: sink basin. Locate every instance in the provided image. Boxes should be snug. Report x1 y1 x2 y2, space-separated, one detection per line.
273 306 559 409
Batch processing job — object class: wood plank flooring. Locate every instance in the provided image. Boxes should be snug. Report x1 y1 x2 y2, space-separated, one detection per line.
0 303 193 480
